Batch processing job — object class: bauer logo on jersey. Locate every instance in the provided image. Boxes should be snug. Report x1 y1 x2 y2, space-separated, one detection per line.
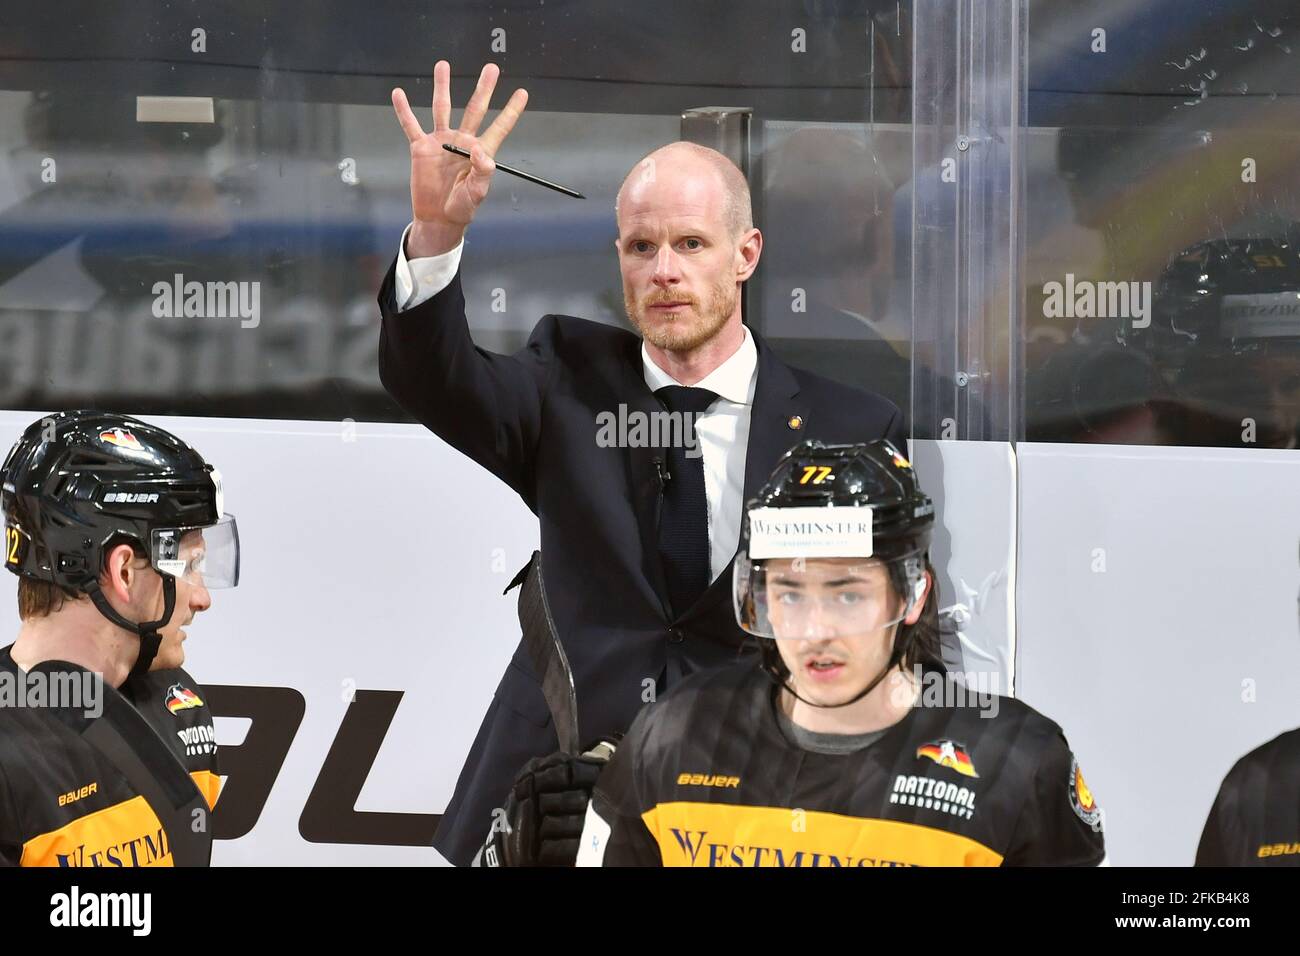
916 739 979 778
747 506 874 559
1069 756 1103 832
1257 842 1300 859
98 428 145 453
676 772 741 788
164 683 204 714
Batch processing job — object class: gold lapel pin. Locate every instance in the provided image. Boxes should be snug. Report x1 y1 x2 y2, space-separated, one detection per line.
787 415 804 430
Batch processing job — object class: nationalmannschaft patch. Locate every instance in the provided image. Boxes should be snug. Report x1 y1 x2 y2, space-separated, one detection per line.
165 683 204 715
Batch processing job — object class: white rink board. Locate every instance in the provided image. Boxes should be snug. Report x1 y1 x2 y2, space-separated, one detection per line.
1017 443 1300 866
26 412 1274 866
910 440 1017 694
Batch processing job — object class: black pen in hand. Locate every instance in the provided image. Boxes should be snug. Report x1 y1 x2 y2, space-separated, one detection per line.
442 143 585 199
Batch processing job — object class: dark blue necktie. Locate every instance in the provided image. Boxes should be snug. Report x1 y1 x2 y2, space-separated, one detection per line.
654 385 718 618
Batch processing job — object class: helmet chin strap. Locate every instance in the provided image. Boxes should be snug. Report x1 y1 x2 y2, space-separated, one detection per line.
766 619 912 711
85 571 176 681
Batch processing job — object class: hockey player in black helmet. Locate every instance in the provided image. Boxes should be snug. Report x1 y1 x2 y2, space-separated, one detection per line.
1195 536 1300 866
479 440 940 868
735 438 942 714
571 439 1107 866
0 410 239 866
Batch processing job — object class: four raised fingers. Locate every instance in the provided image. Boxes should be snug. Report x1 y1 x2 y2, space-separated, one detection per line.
396 60 528 158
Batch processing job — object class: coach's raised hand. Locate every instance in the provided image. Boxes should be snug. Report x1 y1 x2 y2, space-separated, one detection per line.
392 60 529 258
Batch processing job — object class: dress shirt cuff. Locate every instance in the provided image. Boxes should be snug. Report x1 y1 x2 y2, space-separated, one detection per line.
395 222 464 311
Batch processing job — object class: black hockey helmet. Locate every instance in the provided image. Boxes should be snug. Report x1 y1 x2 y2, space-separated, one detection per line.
1110 232 1300 446
733 439 937 707
1 410 239 676
734 439 934 630
1140 234 1300 352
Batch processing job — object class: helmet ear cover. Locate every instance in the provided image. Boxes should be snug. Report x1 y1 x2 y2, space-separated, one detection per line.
66 531 174 679
85 572 176 679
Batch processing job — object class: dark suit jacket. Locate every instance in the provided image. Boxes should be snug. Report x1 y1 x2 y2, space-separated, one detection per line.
377 260 906 865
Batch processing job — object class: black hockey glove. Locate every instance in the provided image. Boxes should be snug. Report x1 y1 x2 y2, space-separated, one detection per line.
478 737 618 867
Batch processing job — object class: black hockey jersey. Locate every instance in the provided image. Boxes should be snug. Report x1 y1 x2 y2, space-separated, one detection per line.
0 645 220 866
578 664 1106 867
1196 727 1300 866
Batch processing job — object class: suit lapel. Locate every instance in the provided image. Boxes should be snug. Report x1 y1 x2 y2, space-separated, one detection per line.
742 328 811 503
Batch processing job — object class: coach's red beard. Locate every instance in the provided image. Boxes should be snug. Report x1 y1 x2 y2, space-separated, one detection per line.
627 280 737 353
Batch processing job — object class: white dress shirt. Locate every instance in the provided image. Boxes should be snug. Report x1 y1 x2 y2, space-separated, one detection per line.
638 333 757 583
395 222 465 310
394 223 758 584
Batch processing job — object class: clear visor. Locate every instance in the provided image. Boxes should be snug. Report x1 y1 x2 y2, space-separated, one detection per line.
734 551 924 640
151 513 240 589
